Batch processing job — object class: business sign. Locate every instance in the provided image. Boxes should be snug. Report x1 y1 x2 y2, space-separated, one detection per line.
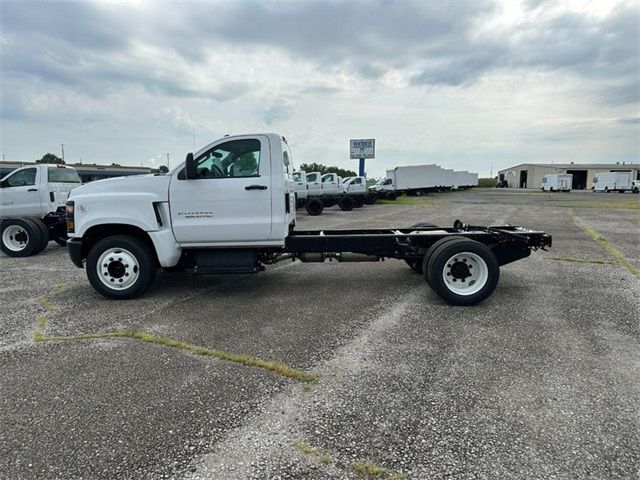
350 139 375 159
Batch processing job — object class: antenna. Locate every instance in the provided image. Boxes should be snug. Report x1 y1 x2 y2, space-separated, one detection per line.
192 127 196 152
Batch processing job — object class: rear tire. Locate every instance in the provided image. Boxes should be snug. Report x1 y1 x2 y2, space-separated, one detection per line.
26 218 50 254
86 235 157 299
0 218 43 257
426 238 499 306
338 196 354 211
386 192 397 201
305 198 324 216
633 186 639 193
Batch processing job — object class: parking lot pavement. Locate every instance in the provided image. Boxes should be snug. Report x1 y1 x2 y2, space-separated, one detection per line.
1 189 638 479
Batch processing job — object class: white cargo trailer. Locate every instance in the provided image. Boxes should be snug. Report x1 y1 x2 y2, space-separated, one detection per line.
541 174 573 192
592 172 633 193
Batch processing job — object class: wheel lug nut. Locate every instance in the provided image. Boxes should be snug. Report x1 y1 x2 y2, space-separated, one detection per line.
447 272 451 276
125 273 129 276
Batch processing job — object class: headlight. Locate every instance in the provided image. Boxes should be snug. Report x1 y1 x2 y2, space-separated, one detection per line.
66 201 75 233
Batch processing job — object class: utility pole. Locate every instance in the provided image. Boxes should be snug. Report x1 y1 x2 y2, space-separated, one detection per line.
192 127 196 152
61 144 65 163
166 153 170 170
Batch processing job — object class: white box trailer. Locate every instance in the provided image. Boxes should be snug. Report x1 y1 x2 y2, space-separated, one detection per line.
592 172 632 193
541 174 572 192
379 165 478 195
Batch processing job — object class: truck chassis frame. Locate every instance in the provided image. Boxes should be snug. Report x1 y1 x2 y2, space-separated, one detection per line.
68 220 551 306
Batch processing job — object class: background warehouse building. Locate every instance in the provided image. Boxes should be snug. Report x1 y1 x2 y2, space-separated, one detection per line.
0 161 152 183
497 163 640 190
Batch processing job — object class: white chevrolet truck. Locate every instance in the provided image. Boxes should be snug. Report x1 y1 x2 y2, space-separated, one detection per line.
1 164 81 257
66 134 551 305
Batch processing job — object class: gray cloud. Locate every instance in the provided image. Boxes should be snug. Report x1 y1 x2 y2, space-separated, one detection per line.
2 0 637 106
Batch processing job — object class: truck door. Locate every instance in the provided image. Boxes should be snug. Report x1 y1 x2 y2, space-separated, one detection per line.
0 167 40 217
169 136 272 244
306 173 322 195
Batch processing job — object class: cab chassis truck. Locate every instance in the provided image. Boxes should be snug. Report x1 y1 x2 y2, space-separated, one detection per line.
66 134 551 306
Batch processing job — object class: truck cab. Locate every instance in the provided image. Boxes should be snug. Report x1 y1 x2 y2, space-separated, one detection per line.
305 172 322 196
321 173 340 196
292 170 307 200
343 176 367 194
370 177 393 192
1 164 80 218
1 164 81 257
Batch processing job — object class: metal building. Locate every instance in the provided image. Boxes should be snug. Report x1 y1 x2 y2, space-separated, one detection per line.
0 161 152 183
497 163 640 190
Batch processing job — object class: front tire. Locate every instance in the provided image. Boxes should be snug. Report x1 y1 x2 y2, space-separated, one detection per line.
86 235 157 299
338 196 354 211
426 239 499 306
305 198 324 216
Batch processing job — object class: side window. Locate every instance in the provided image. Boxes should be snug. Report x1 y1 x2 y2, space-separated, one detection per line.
185 139 261 180
5 168 37 187
354 178 362 184
282 143 292 176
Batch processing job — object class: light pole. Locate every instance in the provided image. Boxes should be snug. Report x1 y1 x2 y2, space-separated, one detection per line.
61 144 65 163
166 153 170 170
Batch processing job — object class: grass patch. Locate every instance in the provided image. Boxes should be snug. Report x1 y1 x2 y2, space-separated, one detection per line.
351 461 403 479
560 199 640 210
36 330 318 382
292 440 333 465
547 256 613 265
377 196 432 205
567 209 640 280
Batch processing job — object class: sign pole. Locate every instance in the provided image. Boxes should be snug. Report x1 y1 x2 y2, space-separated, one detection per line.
359 157 365 177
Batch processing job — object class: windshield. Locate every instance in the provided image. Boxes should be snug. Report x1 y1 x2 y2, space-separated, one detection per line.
48 167 81 183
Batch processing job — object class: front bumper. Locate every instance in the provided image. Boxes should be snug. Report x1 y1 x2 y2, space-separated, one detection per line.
67 238 84 268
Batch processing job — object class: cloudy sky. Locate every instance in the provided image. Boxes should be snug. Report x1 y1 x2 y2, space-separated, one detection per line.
1 0 638 177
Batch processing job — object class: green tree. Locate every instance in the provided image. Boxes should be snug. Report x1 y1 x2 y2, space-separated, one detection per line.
298 162 357 178
36 153 64 164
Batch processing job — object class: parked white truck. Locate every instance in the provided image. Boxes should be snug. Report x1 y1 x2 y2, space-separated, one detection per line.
371 165 478 197
65 133 551 306
592 172 633 193
541 174 572 192
1 164 81 257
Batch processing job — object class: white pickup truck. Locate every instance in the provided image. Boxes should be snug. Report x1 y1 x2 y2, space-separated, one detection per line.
1 164 81 257
66 133 552 305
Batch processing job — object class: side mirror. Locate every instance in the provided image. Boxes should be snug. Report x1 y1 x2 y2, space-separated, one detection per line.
0 180 7 188
184 153 196 179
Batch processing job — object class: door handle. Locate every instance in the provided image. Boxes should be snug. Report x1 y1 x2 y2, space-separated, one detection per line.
28 188 38 192
245 185 268 190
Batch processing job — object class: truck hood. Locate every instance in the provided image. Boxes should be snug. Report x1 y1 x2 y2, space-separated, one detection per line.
70 174 170 201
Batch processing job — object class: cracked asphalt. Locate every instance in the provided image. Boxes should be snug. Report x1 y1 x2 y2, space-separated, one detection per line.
1 189 639 479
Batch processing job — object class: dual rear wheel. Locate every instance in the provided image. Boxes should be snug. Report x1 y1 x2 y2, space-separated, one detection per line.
407 235 500 306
